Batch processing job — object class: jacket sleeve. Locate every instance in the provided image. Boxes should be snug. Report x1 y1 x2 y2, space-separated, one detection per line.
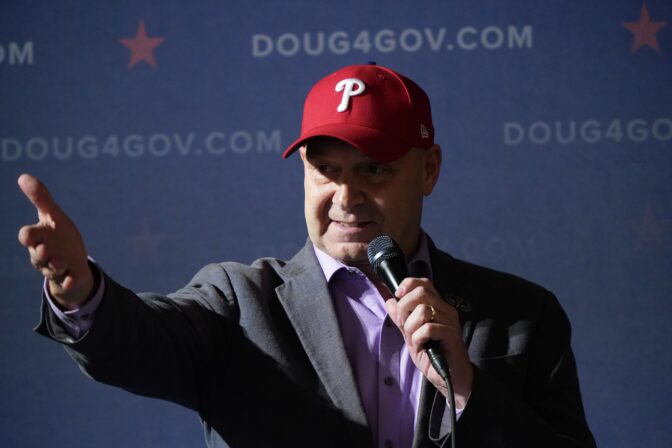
35 263 242 412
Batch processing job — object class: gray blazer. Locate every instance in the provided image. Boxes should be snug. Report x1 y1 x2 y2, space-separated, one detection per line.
37 238 595 447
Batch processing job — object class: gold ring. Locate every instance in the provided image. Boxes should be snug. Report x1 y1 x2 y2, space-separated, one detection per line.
428 305 437 323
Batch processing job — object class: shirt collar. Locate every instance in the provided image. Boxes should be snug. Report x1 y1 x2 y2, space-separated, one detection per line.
313 244 348 282
312 232 433 282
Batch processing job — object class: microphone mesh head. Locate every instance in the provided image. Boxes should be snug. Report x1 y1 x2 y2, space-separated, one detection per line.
367 235 404 274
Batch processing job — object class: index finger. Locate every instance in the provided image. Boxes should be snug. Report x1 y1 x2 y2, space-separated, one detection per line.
17 173 60 217
396 276 434 299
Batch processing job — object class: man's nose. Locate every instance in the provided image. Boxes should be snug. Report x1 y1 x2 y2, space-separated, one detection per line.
333 180 364 210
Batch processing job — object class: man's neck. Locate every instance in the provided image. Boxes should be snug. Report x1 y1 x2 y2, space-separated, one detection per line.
312 231 426 283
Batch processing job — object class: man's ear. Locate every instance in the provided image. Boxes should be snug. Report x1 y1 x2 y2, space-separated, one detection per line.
423 144 442 196
298 145 308 161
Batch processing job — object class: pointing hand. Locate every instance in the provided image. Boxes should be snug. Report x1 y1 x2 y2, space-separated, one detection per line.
17 174 96 309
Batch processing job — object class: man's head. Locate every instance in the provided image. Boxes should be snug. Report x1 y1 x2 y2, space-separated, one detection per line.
284 64 442 267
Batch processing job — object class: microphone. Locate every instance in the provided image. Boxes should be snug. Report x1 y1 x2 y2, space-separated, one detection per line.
367 235 451 381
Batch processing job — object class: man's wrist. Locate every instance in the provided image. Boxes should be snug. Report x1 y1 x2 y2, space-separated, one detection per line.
49 260 100 311
44 259 105 339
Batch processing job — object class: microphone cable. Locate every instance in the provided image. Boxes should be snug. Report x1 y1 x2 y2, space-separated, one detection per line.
429 346 457 448
368 235 457 448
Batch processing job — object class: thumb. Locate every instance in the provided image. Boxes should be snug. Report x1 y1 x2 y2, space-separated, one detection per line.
17 173 61 219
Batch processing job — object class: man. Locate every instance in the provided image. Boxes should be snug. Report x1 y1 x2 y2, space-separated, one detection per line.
18 64 596 447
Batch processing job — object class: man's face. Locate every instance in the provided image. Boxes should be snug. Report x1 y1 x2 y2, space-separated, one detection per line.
300 138 441 270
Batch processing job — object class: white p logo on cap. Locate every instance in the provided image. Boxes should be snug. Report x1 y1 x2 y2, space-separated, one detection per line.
335 78 365 112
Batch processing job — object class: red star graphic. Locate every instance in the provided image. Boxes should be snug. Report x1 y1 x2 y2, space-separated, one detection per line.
126 219 169 264
623 3 668 53
120 20 165 69
633 204 666 245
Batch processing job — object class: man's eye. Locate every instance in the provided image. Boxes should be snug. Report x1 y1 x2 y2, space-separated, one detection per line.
314 164 338 178
365 164 386 175
317 164 333 174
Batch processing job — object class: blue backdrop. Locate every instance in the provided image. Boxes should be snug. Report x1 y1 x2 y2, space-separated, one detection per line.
1 1 671 446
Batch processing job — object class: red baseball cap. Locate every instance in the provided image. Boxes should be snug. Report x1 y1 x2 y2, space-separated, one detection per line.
282 63 435 163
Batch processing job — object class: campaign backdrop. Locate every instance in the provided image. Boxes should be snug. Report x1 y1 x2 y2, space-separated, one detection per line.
1 1 670 447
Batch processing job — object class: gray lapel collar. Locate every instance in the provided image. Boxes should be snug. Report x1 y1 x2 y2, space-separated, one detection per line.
276 240 368 428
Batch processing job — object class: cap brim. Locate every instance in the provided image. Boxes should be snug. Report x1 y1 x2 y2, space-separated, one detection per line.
282 123 412 163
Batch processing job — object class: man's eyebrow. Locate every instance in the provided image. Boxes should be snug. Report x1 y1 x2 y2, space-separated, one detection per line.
305 151 327 163
305 147 340 162
305 144 330 157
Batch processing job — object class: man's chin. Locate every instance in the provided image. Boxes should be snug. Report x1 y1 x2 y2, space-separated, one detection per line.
325 241 370 265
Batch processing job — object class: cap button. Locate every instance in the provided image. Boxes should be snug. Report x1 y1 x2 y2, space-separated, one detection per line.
367 61 377 65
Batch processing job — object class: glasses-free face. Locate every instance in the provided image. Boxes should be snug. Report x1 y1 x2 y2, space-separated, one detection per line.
300 138 441 273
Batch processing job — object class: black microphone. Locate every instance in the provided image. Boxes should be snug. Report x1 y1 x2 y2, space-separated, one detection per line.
367 235 451 381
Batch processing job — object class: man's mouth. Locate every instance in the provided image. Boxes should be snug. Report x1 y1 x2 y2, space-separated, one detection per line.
330 220 374 233
331 219 373 228
333 221 370 227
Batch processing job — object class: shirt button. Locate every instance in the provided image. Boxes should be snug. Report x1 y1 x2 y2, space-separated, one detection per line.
384 440 393 448
384 319 392 327
384 376 394 386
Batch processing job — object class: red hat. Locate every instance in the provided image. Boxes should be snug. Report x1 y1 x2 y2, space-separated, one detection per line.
282 64 434 163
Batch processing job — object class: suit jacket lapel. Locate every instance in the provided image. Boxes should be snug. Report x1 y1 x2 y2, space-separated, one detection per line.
427 237 478 347
276 240 369 429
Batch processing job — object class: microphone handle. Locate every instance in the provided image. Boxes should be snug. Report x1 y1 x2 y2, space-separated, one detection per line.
424 340 451 380
378 258 407 293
